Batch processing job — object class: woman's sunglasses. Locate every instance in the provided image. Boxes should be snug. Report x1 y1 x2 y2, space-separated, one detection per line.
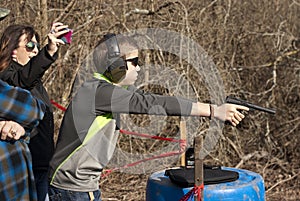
25 41 40 51
126 57 139 67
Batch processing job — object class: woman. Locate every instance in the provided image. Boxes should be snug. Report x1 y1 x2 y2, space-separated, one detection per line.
0 9 45 201
48 34 249 201
0 22 69 201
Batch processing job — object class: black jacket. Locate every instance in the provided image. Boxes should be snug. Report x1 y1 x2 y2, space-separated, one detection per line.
0 47 58 170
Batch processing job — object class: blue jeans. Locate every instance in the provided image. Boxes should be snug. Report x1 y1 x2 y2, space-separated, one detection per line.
48 186 102 201
33 169 49 201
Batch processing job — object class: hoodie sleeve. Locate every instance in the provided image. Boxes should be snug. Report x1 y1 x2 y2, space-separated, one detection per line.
0 47 58 89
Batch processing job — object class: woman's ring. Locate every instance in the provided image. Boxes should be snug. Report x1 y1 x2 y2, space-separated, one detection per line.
50 30 56 34
10 130 17 137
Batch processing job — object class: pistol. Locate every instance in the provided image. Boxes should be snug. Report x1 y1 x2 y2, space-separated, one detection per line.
225 96 276 114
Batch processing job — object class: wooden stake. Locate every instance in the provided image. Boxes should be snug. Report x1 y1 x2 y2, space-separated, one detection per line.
194 135 204 201
180 120 187 167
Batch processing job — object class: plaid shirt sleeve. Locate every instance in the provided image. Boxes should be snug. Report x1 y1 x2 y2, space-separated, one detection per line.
0 80 45 201
0 80 45 128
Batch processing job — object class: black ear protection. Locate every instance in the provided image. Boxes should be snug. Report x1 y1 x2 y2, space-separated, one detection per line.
103 33 127 83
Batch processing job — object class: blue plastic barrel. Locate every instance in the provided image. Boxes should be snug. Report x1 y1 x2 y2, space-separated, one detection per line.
146 167 265 201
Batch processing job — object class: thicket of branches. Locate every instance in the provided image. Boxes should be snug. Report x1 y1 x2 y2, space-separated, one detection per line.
1 0 299 200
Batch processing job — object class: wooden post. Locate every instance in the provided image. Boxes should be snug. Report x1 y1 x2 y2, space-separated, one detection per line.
194 135 204 201
180 120 187 167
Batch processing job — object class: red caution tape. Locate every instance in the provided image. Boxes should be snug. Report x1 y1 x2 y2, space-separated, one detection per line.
50 99 66 111
179 183 204 201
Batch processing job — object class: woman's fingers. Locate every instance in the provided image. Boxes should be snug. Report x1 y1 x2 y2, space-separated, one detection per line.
11 123 25 140
49 22 69 39
47 22 70 55
0 121 25 140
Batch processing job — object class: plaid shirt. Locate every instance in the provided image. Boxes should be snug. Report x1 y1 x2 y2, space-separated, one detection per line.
0 80 45 201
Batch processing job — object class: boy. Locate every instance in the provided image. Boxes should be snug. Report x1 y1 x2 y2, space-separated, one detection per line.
49 33 248 201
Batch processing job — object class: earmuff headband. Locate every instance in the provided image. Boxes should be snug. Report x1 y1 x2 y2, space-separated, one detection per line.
103 33 127 83
104 33 120 59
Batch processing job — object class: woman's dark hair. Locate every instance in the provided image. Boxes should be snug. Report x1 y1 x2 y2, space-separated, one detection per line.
0 24 39 71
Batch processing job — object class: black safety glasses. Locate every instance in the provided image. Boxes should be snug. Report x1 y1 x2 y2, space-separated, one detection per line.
25 41 40 51
126 57 139 67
